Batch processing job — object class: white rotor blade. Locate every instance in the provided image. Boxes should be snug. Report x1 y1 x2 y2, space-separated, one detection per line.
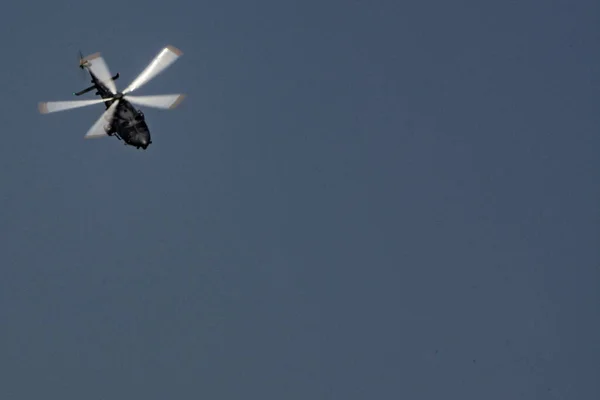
38 98 108 114
84 53 117 94
84 100 120 139
123 45 183 94
126 94 185 109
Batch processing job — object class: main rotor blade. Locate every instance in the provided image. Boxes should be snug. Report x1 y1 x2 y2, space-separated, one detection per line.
84 99 120 139
84 53 117 95
123 45 183 95
38 98 108 114
126 94 185 109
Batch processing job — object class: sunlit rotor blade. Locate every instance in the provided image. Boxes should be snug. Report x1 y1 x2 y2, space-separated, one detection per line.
84 53 117 94
126 94 185 109
123 45 183 94
84 99 120 139
38 98 109 114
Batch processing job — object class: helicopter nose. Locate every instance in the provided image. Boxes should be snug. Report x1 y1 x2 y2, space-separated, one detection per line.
137 134 149 149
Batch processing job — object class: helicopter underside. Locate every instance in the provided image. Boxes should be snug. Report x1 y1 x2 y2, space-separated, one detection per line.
105 100 152 149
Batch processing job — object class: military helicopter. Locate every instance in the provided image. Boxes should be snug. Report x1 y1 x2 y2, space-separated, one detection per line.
38 45 185 150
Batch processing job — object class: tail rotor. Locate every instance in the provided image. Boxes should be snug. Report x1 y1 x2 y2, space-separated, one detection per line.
77 50 88 81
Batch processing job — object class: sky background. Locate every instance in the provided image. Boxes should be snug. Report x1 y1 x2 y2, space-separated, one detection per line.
0 0 599 398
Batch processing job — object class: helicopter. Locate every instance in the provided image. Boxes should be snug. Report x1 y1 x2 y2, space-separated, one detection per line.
38 45 185 150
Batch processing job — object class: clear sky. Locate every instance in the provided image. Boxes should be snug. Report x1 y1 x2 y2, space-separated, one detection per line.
0 0 599 398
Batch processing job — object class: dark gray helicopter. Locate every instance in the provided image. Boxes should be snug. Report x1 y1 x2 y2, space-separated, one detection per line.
38 45 185 150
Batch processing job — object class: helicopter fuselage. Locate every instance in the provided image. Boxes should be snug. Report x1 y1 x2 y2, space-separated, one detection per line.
80 69 152 150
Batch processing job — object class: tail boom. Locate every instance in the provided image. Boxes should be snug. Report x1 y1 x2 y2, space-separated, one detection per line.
74 73 119 96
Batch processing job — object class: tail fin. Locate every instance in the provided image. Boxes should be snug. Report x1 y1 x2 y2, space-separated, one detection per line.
78 50 96 70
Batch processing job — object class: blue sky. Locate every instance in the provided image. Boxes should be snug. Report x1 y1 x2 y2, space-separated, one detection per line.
0 0 599 398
